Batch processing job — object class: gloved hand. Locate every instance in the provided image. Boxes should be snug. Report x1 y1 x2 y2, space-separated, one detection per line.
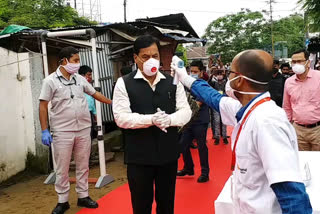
170 58 196 89
41 129 52 146
152 108 171 133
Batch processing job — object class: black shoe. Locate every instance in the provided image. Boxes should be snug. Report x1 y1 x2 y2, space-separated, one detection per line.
77 196 99 208
177 169 194 176
190 143 198 149
213 137 220 145
197 175 209 183
223 138 229 145
52 202 70 214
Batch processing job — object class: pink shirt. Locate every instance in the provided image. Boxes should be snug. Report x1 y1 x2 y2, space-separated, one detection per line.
283 69 320 125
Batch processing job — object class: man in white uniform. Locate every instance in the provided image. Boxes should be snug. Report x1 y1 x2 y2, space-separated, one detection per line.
171 50 312 214
39 47 112 214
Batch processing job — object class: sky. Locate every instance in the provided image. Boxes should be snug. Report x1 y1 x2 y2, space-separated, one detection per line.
100 0 302 37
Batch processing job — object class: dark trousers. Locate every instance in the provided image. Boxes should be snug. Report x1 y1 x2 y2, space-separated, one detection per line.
127 161 178 214
181 124 209 176
209 108 215 136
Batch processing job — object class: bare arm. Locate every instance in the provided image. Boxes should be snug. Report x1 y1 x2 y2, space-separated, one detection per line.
39 100 49 131
92 92 112 104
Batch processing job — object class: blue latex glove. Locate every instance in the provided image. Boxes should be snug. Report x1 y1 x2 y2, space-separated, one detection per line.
41 129 52 146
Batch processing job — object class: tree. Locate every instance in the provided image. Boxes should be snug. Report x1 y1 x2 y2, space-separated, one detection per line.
0 0 96 29
272 14 305 57
203 10 270 63
175 44 188 66
203 10 305 62
299 0 320 32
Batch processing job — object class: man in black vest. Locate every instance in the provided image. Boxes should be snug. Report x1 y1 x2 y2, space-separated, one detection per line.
112 35 192 214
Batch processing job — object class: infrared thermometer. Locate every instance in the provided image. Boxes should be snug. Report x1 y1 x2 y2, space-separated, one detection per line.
171 56 184 85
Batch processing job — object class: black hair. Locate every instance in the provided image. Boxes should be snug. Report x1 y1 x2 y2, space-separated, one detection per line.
58 46 79 62
237 51 272 91
273 59 280 65
133 35 160 55
280 63 290 69
79 65 92 76
216 69 224 75
292 49 310 60
190 60 204 71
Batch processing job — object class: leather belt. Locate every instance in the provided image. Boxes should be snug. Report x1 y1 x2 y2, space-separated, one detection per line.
296 121 320 128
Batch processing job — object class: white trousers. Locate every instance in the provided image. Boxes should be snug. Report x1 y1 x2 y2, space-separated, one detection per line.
52 128 91 203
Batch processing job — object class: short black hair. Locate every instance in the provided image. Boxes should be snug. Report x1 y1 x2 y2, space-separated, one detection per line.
292 49 310 60
237 51 272 91
190 60 204 71
273 59 280 65
133 35 160 55
280 63 290 69
59 46 79 61
79 65 92 76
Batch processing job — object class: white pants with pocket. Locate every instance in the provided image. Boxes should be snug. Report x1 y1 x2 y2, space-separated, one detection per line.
52 128 91 203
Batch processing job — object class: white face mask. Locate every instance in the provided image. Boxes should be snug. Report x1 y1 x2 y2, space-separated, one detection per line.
225 75 269 101
142 58 160 76
190 74 199 79
62 59 80 74
217 75 224 80
292 62 307 75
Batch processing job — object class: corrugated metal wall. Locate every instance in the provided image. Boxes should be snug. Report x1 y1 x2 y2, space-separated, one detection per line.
80 31 114 123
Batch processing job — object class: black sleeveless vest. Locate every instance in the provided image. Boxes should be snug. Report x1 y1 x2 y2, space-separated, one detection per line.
122 71 179 165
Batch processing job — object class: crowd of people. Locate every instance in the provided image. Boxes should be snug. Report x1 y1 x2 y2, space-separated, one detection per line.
38 34 319 214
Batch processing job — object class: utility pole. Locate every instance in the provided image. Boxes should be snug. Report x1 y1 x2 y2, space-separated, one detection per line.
74 0 77 9
124 0 127 23
269 0 275 57
82 0 84 16
90 0 92 21
304 12 309 40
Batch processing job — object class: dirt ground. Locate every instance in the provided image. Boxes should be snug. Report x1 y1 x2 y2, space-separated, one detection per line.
0 152 127 214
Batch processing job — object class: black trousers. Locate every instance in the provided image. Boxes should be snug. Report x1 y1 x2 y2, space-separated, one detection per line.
180 124 209 176
127 161 178 214
209 108 215 137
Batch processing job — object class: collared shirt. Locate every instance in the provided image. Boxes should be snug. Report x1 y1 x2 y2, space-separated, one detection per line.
39 67 96 131
283 69 320 125
235 92 265 122
85 94 97 115
191 79 310 214
112 69 191 129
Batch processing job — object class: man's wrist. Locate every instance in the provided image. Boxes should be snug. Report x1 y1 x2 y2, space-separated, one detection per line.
181 75 196 89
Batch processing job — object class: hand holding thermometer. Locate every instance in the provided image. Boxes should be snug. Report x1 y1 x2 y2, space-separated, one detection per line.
171 56 184 85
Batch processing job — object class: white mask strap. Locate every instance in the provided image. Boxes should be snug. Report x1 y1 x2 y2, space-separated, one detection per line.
229 74 268 85
241 75 269 85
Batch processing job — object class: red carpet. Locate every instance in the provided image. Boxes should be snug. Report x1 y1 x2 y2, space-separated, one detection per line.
77 128 232 214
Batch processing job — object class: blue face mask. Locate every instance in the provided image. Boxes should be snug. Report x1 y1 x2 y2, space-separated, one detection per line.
190 74 199 79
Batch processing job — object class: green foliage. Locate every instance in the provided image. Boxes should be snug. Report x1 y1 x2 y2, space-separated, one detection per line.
0 0 96 29
203 10 305 62
299 0 320 32
273 14 305 57
175 44 188 65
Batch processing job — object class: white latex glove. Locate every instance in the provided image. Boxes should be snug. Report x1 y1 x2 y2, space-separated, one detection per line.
170 61 196 89
152 108 171 133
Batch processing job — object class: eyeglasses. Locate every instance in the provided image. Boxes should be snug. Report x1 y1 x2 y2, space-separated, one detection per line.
57 75 77 99
291 60 306 64
227 70 241 77
57 75 77 86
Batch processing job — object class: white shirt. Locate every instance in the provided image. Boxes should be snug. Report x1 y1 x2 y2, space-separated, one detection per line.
39 67 96 131
112 69 192 129
219 92 302 214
